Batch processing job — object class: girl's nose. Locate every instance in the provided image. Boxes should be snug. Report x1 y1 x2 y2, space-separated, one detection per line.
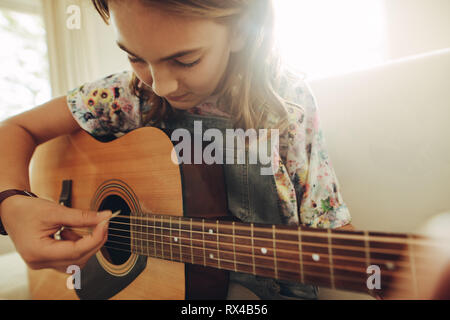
150 66 178 98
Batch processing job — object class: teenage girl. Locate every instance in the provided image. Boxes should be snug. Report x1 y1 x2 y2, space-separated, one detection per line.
0 0 353 299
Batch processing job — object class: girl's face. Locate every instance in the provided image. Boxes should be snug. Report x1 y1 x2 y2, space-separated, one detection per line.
109 1 243 110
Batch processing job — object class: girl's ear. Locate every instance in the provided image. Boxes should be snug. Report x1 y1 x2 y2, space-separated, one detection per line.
229 15 249 53
230 31 246 53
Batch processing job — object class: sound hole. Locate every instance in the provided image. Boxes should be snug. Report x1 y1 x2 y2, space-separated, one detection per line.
98 195 131 265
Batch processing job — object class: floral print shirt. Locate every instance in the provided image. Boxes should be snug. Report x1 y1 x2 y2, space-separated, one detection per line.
67 71 351 228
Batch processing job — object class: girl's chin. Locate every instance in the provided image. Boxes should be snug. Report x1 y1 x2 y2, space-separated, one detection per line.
168 100 197 110
167 96 203 110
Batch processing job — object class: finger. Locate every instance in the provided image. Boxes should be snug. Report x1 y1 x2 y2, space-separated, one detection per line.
51 207 112 229
60 228 83 242
39 218 110 262
32 222 110 270
71 227 109 267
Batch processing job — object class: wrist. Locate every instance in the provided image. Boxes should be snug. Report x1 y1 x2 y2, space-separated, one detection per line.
0 189 38 235
0 194 24 218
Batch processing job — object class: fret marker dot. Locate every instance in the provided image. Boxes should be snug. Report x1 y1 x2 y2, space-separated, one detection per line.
312 254 320 262
386 262 395 270
209 229 214 234
209 254 214 259
173 237 178 242
261 248 268 255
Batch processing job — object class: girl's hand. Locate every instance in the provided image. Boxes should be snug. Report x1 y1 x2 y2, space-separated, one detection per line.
0 195 112 272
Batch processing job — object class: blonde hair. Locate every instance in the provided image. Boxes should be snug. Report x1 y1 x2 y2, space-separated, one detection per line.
92 0 297 130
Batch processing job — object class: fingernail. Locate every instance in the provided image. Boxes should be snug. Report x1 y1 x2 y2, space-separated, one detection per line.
99 219 109 231
97 210 112 219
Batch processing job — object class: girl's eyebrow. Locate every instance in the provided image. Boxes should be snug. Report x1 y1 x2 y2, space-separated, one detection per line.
116 41 203 62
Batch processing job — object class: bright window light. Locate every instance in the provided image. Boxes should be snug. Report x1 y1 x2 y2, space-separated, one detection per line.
274 0 388 80
0 7 51 121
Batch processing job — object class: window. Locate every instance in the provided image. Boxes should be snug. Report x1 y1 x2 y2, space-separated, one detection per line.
274 0 388 80
0 0 51 121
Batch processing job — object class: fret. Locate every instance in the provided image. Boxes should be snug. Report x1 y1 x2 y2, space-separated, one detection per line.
300 227 332 287
188 218 206 266
330 229 368 292
218 220 251 273
137 212 141 257
298 226 304 283
164 217 174 260
130 213 135 254
166 216 179 261
327 229 335 289
129 213 135 253
232 222 237 272
368 231 406 285
216 220 221 269
190 218 194 265
179 218 191 263
364 231 370 268
252 223 276 279
203 221 219 269
140 211 144 258
133 214 137 253
179 218 183 262
153 215 157 257
202 219 206 266
407 234 419 298
169 216 173 261
160 216 165 260
273 224 302 282
251 223 256 275
272 225 278 279
146 213 149 258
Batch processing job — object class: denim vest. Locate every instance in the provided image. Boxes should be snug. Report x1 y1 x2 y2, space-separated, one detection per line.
163 112 318 300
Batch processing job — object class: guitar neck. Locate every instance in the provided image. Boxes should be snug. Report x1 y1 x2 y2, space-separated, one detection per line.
107 214 437 296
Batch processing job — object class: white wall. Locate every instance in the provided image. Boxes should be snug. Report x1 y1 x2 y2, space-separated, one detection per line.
309 49 450 234
42 0 129 98
81 0 130 80
304 0 450 233
385 0 450 60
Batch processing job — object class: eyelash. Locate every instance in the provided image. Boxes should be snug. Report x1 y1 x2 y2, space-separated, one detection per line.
128 56 201 68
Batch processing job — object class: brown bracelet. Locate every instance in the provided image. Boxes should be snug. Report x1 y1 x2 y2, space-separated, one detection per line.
0 189 38 235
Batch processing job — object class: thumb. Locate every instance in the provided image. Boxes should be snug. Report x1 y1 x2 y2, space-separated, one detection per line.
56 208 112 228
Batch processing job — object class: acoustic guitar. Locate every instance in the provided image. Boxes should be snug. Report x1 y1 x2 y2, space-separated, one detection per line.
27 127 450 300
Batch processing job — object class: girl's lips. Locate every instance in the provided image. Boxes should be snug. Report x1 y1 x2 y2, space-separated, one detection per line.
167 93 189 101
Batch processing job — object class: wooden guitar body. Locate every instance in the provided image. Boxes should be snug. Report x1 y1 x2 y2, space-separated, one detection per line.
27 127 450 300
28 127 229 300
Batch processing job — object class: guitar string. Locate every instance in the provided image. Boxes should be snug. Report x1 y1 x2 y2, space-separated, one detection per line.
68 218 441 258
101 230 421 276
98 243 396 292
99 224 433 262
70 227 424 277
111 217 442 251
65 223 436 262
98 239 418 294
105 236 418 287
101 213 441 247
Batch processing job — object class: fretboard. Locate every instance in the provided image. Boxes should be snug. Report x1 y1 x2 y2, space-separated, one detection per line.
105 214 438 297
